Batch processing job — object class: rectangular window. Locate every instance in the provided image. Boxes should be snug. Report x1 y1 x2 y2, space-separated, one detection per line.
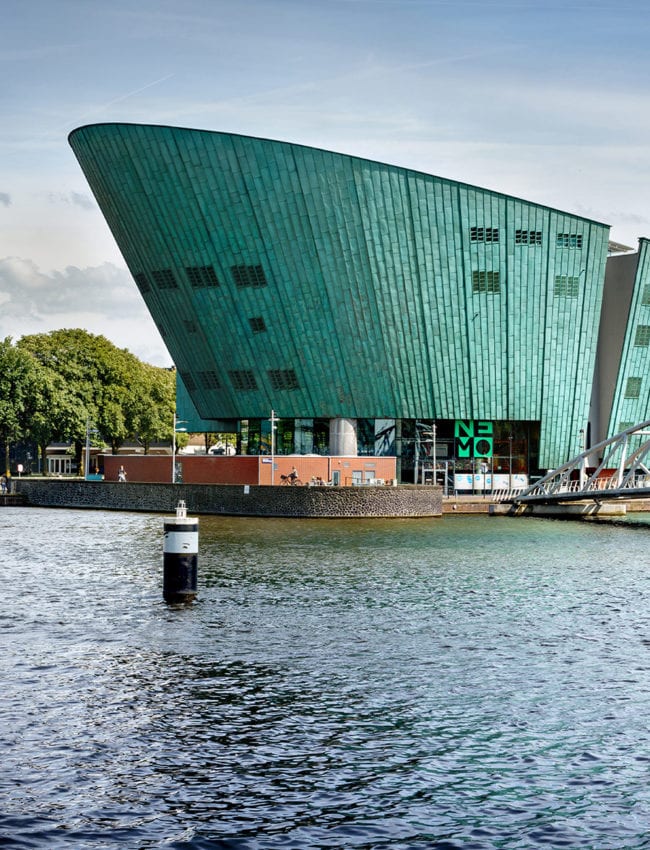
268 369 300 391
231 264 268 288
472 270 500 293
554 275 580 297
182 319 197 333
634 325 650 346
186 265 220 288
515 230 542 245
229 370 258 391
199 370 222 390
470 226 499 243
556 233 583 249
249 316 267 333
625 377 642 398
642 285 650 306
152 269 178 289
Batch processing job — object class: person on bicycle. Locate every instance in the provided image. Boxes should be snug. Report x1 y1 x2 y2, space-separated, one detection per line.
288 466 298 484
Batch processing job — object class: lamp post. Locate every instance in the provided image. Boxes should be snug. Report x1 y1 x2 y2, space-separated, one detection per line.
84 418 99 480
172 413 188 484
269 409 278 485
509 432 513 492
84 417 91 480
432 422 437 486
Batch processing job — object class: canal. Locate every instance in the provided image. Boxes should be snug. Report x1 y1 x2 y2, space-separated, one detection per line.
2 507 650 848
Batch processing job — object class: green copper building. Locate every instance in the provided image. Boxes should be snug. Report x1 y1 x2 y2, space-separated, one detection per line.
70 123 627 484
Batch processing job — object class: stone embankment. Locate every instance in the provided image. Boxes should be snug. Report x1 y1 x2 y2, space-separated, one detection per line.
14 479 443 518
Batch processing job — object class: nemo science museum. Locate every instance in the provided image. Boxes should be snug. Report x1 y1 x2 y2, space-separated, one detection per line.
69 123 650 487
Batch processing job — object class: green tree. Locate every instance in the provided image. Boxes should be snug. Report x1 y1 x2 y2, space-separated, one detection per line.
130 364 175 454
18 329 176 461
0 338 41 474
24 363 82 474
18 329 103 462
203 431 237 454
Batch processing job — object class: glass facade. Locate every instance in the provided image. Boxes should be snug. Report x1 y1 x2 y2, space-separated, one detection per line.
233 416 539 485
237 418 330 456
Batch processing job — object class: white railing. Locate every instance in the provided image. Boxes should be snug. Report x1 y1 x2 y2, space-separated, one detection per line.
510 420 650 504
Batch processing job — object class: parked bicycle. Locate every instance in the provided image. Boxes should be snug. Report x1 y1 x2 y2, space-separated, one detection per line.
280 467 302 485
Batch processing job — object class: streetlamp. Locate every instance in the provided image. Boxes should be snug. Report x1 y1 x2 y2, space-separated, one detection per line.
269 409 278 485
508 432 513 493
432 421 437 486
84 418 99 480
172 412 188 484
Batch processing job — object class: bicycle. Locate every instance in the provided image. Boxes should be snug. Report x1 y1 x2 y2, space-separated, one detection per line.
280 474 303 486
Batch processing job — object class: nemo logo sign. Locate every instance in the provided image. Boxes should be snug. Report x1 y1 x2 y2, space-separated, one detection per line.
455 421 493 458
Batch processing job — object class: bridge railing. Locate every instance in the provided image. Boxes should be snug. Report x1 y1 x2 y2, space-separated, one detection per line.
510 419 650 503
492 487 527 503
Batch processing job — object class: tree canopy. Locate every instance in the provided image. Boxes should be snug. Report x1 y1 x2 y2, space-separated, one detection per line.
1 329 176 470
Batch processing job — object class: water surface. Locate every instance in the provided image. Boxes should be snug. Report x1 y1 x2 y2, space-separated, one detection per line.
2 508 650 848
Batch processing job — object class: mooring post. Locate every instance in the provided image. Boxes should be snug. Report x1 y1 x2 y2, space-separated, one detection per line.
163 500 198 604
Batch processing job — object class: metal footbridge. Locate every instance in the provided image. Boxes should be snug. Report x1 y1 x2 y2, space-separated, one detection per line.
496 420 650 505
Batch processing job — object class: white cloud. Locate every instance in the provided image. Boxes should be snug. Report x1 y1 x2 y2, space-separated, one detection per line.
0 257 171 366
46 191 95 210
70 191 95 210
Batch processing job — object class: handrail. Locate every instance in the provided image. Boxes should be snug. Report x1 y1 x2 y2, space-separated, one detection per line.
510 420 650 504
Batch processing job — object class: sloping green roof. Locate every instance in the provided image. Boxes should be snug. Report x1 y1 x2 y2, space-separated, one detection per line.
70 123 610 466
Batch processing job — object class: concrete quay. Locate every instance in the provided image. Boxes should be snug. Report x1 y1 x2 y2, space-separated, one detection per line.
443 494 647 518
9 480 650 520
0 492 25 506
13 479 443 519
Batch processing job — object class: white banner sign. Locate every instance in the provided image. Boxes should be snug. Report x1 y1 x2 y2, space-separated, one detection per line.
454 473 528 491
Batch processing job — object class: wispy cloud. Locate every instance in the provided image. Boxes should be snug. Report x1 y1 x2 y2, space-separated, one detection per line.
0 257 170 365
65 73 175 130
71 192 94 210
45 191 95 210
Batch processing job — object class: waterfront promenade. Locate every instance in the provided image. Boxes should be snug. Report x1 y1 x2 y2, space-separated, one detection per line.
12 478 444 518
8 479 650 517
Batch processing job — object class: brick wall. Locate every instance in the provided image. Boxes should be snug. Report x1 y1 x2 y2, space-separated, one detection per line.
103 454 397 487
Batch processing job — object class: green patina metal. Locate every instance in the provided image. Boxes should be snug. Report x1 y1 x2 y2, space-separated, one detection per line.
69 123 610 468
608 239 650 441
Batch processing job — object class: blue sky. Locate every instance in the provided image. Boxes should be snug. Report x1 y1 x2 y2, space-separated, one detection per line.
2 0 650 365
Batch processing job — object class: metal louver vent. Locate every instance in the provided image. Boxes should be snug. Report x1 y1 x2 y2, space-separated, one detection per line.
152 269 178 289
268 369 300 391
231 264 267 288
133 272 150 293
186 266 220 288
199 371 222 389
229 370 258 391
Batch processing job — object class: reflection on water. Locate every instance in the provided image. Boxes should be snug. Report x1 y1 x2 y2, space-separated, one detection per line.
2 508 650 847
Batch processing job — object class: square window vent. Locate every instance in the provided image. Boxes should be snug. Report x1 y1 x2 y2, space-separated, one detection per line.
229 370 258 391
152 269 178 289
268 369 300 390
231 264 268 288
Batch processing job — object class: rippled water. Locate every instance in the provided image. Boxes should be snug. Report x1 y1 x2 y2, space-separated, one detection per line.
3 507 650 848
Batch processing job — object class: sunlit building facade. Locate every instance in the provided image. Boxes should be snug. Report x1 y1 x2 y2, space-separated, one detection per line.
70 123 646 484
